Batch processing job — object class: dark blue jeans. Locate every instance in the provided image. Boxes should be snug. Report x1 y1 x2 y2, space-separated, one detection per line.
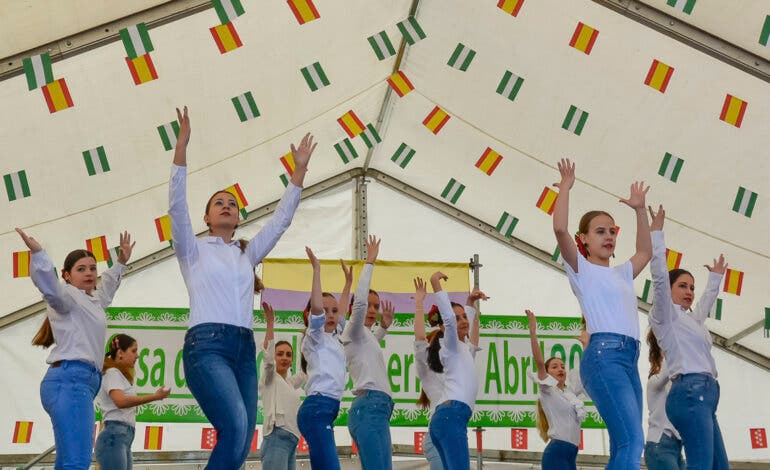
428 400 472 470
666 374 728 470
95 421 135 470
348 390 394 470
645 433 685 470
297 394 341 470
580 333 644 470
183 323 257 470
40 360 101 470
260 426 299 470
542 439 578 469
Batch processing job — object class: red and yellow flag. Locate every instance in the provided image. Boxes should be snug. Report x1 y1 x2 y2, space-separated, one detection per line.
665 248 682 270
155 215 172 243
475 147 503 176
86 236 110 263
42 78 74 113
210 22 243 54
12 421 33 443
126 54 158 85
144 426 163 450
13 251 31 278
287 0 320 25
723 268 744 296
644 59 674 93
720 94 747 128
569 22 599 55
536 187 558 215
497 0 524 17
225 183 249 218
337 110 365 138
387 71 415 98
280 152 296 176
423 106 450 135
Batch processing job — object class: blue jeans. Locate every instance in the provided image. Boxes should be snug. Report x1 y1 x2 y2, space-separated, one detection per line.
95 421 135 470
260 426 298 470
348 390 394 470
580 333 644 470
423 432 444 470
542 439 578 470
183 323 257 470
645 433 685 470
666 374 728 470
40 360 101 470
428 400 472 470
297 394 341 470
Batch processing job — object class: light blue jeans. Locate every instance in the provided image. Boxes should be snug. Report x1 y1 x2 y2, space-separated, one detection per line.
260 426 299 470
428 400 472 470
423 432 444 469
645 433 685 470
95 421 135 470
542 439 578 469
297 394 341 470
40 360 101 470
580 333 644 470
348 389 394 470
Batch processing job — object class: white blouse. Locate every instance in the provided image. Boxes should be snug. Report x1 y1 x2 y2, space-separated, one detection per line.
301 312 346 400
529 369 586 446
98 368 137 426
435 291 479 410
646 360 680 444
259 340 307 438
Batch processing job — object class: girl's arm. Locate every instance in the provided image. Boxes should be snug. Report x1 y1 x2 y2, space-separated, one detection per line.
168 107 199 263
346 236 379 341
306 247 323 316
413 277 427 341
648 206 675 326
337 259 353 320
262 301 275 350
526 310 548 380
467 289 488 347
552 159 579 273
692 255 727 322
620 182 652 278
97 231 133 307
16 228 75 313
430 271 458 353
110 387 170 409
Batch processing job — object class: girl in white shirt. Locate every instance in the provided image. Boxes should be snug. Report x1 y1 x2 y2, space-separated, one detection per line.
169 107 316 469
552 159 652 470
95 334 170 470
526 310 586 470
17 228 133 470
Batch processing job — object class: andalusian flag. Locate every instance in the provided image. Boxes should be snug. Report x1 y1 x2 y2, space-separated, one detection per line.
83 146 110 176
497 0 524 17
709 298 723 320
125 54 158 85
391 143 415 169
224 183 249 219
12 421 33 444
13 251 31 278
447 43 476 71
387 71 414 97
120 23 154 59
105 247 122 268
368 31 396 60
4 170 31 201
158 121 180 151
644 60 674 93
569 22 599 55
42 79 74 113
562 105 589 135
359 124 381 148
441 178 465 205
536 187 558 215
232 91 260 122
551 246 563 263
212 0 245 24
22 54 53 90
423 106 450 134
720 94 747 128
665 248 682 270
337 110 366 138
496 212 519 238
155 215 173 243
723 268 744 296
279 173 290 187
667 0 696 15
398 17 427 45
86 236 110 263
210 22 243 54
334 139 358 164
764 308 770 338
732 187 758 218
301 62 330 92
658 152 684 183
280 152 296 176
640 279 652 303
144 426 163 450
287 0 320 25
497 70 524 102
475 147 503 176
760 16 770 47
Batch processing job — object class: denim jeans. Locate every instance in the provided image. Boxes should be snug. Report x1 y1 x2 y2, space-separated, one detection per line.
260 426 299 470
666 374 728 470
580 333 644 470
348 390 394 470
645 433 685 470
428 400 472 470
423 432 444 470
297 394 341 470
95 421 135 470
183 323 257 470
40 360 101 470
542 439 578 470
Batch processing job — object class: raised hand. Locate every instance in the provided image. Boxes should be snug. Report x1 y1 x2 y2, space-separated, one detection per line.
554 158 575 191
525 309 536 321
648 204 665 231
467 289 489 305
414 277 427 303
290 133 317 172
365 235 381 264
380 300 395 329
619 181 650 210
263 301 275 325
430 271 448 293
15 228 42 253
705 254 727 275
176 106 191 149
117 231 135 265
306 246 320 269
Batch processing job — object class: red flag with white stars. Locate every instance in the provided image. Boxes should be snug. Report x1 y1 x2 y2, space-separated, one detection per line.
414 431 426 454
297 435 309 452
751 428 767 449
201 428 217 450
511 428 528 449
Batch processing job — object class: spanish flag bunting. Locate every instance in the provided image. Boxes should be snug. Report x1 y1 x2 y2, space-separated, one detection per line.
13 250 31 278
665 248 682 270
210 22 242 54
12 421 33 444
224 183 249 219
723 268 744 296
337 110 365 138
155 214 173 246
287 0 320 25
569 22 599 55
85 236 110 263
41 78 74 113
536 187 558 215
719 94 747 128
144 426 163 450
423 106 450 135
280 152 296 176
475 147 503 176
125 54 158 85
387 71 414 97
497 0 524 17
644 59 674 93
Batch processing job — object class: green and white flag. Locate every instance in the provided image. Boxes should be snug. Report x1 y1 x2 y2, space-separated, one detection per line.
4 170 31 201
709 298 723 320
232 91 260 122
732 186 758 218
447 43 476 71
212 0 245 25
334 139 358 164
391 143 415 169
157 121 180 151
360 124 381 148
106 246 121 268
368 31 396 60
441 178 465 205
760 16 770 47
397 16 427 45
496 212 519 238
22 53 53 91
83 146 110 176
496 70 524 102
552 246 563 263
764 308 770 338
640 279 652 303
562 105 589 135
120 23 154 59
666 0 696 15
279 173 290 188
658 152 684 182
301 62 330 92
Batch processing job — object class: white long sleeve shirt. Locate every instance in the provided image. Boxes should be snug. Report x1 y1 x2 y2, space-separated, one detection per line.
414 340 444 414
169 164 301 328
340 263 391 396
649 231 721 378
259 340 307 438
435 290 479 410
30 250 124 369
529 370 586 446
301 312 346 400
646 360 680 444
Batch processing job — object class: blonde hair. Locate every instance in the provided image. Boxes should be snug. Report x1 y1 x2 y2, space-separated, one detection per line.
536 399 549 443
